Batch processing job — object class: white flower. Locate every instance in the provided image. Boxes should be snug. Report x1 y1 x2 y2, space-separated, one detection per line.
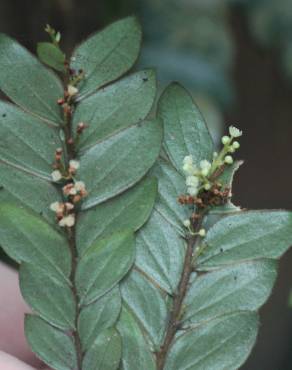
65 202 74 211
186 175 199 188
183 163 196 175
187 186 198 196
183 155 193 165
200 160 211 177
229 126 242 138
50 201 63 213
51 170 62 182
59 214 75 227
204 183 211 190
224 155 233 164
67 85 78 96
198 228 206 237
74 181 86 192
69 160 80 170
183 219 191 227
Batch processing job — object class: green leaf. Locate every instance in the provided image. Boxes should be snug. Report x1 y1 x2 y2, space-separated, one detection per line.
135 210 185 295
37 42 65 72
150 160 188 235
183 259 277 325
79 119 162 210
83 328 121 370
117 306 156 370
158 82 214 172
164 312 258 370
78 286 121 351
198 210 292 270
0 204 71 281
0 164 62 224
25 315 78 370
0 34 63 124
73 70 156 149
76 177 157 254
121 270 168 346
19 263 75 330
76 231 135 305
71 17 142 98
0 101 62 178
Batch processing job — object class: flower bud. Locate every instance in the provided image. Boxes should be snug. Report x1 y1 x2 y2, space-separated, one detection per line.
221 136 230 145
224 155 233 164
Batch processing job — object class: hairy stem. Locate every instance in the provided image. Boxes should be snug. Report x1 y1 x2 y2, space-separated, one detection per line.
156 216 204 370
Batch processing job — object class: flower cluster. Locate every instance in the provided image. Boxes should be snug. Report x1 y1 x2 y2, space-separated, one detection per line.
50 180 87 227
50 147 87 227
181 125 242 233
51 159 80 182
50 202 75 227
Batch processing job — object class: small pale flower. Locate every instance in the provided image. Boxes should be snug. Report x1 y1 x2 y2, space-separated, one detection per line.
213 152 218 158
65 202 74 211
74 181 86 192
221 135 230 145
187 186 198 196
186 175 199 188
59 214 75 227
198 228 206 237
233 141 240 149
183 219 191 228
224 155 233 164
183 162 196 175
51 170 62 182
204 183 211 190
63 183 76 196
50 201 63 213
200 160 211 177
229 126 242 138
67 85 78 97
183 155 193 165
69 160 80 170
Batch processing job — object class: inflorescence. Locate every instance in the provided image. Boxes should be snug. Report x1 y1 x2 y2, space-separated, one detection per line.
180 125 242 235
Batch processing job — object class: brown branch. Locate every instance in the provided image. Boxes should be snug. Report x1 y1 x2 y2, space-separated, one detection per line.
156 217 203 370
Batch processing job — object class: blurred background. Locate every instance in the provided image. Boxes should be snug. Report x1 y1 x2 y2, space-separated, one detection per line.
1 0 292 368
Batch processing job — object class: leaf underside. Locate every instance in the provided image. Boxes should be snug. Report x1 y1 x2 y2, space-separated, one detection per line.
116 83 292 370
0 17 160 370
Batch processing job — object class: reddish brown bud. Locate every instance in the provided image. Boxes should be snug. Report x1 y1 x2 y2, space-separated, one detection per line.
57 98 65 105
67 138 74 145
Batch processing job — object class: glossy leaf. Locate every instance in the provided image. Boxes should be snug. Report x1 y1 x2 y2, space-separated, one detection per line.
0 204 71 280
25 315 77 370
76 231 135 305
20 263 75 330
0 34 63 124
83 328 121 370
78 286 121 351
71 17 142 98
73 70 156 149
37 42 65 72
158 82 214 172
164 312 258 370
79 119 162 210
198 210 292 270
76 177 157 254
